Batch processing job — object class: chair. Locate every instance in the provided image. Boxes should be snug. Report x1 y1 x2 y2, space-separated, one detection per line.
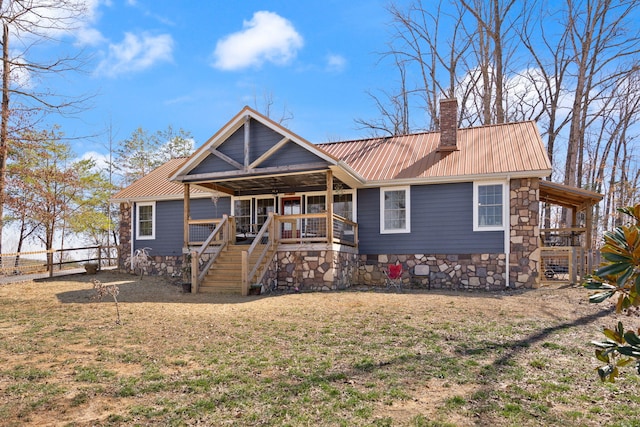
384 263 403 292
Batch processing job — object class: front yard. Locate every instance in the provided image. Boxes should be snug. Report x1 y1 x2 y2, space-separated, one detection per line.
0 271 638 426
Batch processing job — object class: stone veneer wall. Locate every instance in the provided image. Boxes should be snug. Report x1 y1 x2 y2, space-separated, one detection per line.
509 178 540 288
355 253 507 290
117 202 131 271
263 249 359 291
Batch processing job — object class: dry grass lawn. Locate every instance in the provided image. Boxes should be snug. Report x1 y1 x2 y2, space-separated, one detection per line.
1 271 639 426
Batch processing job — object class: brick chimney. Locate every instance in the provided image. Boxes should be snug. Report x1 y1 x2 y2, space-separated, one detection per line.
438 98 458 152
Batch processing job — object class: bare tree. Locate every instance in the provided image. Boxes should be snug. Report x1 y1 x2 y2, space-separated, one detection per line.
562 0 640 188
252 90 294 125
355 54 412 136
0 0 90 256
459 0 521 125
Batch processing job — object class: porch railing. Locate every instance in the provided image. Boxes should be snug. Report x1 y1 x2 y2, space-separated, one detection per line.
190 214 229 292
273 212 358 247
540 227 586 247
186 211 358 293
332 214 358 246
241 213 276 295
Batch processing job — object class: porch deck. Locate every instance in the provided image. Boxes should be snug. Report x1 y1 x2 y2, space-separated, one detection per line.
184 212 358 295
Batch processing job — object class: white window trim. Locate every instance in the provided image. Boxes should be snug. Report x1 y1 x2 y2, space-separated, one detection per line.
473 181 508 232
136 201 156 240
333 189 356 221
380 186 411 234
255 196 276 224
231 196 254 232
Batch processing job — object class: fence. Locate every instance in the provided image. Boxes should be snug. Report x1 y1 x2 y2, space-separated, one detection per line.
0 245 118 277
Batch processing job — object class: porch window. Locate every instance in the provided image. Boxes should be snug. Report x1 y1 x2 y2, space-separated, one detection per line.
136 202 155 240
233 199 252 234
306 195 326 214
256 198 275 227
380 186 410 234
334 193 353 220
474 182 505 231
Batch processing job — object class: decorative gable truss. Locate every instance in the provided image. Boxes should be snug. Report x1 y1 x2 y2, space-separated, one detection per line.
169 106 363 195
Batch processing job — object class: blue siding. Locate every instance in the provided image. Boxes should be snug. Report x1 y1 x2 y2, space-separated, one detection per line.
260 141 327 168
357 183 504 254
190 153 237 174
133 197 231 256
249 119 286 163
217 126 245 164
188 119 327 177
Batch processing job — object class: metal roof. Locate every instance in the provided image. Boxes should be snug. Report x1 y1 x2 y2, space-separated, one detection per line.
111 116 552 201
318 121 551 183
111 158 210 202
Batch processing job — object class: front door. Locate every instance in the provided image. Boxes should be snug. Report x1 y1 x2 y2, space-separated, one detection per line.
281 197 301 238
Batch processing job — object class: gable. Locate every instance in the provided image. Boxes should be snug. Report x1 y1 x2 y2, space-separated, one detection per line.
187 118 329 177
170 107 343 187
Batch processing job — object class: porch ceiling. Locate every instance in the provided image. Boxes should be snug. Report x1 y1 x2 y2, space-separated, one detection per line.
193 171 349 196
539 180 603 211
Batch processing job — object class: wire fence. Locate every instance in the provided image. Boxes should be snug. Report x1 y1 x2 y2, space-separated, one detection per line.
0 245 118 277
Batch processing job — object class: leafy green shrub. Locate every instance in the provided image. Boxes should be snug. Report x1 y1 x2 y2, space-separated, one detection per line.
584 204 640 382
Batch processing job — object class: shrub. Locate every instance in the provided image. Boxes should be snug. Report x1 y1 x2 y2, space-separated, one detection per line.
584 204 640 382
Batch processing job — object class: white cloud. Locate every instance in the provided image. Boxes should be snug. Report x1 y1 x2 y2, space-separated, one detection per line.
75 26 107 47
326 54 346 73
212 11 303 71
79 150 111 172
95 32 174 78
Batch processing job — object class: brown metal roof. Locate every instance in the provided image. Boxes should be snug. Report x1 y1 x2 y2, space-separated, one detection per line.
113 118 552 201
111 158 209 201
319 121 551 182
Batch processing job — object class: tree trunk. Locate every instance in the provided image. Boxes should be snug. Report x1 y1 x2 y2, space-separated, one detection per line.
0 23 9 261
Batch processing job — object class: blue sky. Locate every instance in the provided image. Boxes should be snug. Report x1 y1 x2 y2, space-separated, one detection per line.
42 0 400 161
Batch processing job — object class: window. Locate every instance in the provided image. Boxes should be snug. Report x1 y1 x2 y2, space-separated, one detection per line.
333 193 353 220
380 186 410 233
306 195 326 214
474 182 505 231
233 199 252 233
256 198 275 227
136 202 155 240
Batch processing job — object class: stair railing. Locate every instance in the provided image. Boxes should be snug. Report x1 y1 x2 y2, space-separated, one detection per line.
241 212 275 295
191 214 230 292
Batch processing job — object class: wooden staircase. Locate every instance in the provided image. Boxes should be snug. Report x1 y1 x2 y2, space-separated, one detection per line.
199 244 275 294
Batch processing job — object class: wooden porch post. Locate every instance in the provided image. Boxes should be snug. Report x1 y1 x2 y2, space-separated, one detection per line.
326 170 334 243
183 184 190 247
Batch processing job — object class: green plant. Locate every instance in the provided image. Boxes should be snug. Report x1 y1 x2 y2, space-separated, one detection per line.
584 204 640 382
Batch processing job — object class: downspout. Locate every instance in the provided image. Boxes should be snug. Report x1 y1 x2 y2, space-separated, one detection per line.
504 177 511 288
129 200 134 270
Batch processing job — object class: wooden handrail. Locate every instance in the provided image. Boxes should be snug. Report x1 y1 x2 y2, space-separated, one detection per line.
191 215 229 292
540 227 587 233
188 218 221 225
242 213 275 295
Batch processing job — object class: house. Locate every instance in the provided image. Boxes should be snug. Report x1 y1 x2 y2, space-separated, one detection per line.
111 99 602 294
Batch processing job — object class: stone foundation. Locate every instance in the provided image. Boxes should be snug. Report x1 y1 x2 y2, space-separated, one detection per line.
264 248 359 291
356 253 507 291
120 254 184 277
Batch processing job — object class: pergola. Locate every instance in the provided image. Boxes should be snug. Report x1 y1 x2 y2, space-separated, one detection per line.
539 180 603 275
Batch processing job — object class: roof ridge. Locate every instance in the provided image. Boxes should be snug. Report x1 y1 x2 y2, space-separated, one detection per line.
316 120 536 146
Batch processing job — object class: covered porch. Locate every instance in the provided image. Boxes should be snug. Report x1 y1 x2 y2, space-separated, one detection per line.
180 169 359 295
538 180 603 285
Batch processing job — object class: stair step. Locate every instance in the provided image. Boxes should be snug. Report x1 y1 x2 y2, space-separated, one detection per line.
195 244 275 295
